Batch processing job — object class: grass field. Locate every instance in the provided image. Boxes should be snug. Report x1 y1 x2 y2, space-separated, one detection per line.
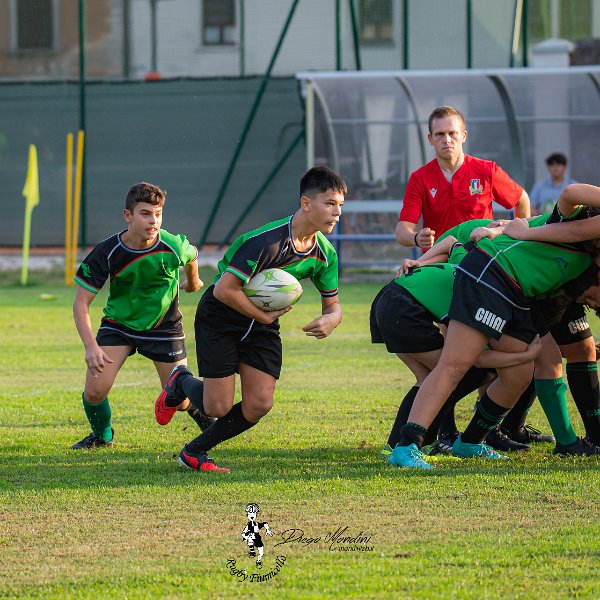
1 268 599 599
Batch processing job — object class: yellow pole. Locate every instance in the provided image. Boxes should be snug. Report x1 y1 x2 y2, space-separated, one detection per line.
21 144 40 286
65 133 74 285
71 130 85 279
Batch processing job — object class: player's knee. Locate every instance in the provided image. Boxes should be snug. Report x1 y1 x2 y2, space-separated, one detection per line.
205 402 230 418
563 338 596 362
83 390 108 404
501 363 533 390
438 362 470 386
244 396 273 420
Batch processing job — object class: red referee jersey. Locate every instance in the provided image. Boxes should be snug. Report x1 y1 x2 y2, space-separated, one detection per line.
399 154 523 237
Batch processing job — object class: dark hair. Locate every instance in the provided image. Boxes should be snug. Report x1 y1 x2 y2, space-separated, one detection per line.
125 182 166 212
300 166 347 199
562 262 600 302
428 106 465 134
534 262 600 326
546 153 568 166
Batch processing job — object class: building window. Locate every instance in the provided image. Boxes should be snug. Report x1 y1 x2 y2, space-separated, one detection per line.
359 0 393 45
528 0 591 43
203 0 236 46
16 0 54 50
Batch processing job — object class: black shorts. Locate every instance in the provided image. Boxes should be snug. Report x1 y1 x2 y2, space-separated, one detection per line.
370 281 445 353
97 319 186 363
448 270 537 344
550 302 593 345
195 286 282 379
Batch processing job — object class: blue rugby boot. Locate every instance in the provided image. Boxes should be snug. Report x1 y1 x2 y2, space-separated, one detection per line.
388 443 433 469
451 435 508 459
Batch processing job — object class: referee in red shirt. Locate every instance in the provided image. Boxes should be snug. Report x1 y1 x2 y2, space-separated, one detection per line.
393 105 532 453
396 106 530 250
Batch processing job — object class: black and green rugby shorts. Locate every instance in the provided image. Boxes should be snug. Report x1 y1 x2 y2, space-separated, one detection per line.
96 319 186 363
449 269 537 344
369 281 445 354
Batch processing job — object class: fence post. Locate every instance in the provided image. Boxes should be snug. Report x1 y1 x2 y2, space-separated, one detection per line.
79 0 87 248
198 0 301 248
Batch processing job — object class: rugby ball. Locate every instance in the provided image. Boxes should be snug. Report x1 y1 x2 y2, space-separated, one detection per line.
243 268 303 312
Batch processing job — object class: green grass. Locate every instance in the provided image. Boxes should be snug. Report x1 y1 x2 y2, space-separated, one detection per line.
1 269 599 599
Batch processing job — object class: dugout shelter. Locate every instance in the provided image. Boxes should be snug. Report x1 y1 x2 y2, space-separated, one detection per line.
297 67 600 270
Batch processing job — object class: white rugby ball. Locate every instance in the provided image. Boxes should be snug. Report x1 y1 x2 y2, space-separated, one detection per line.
243 268 303 312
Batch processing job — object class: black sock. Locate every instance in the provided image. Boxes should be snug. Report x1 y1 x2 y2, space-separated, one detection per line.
500 378 536 434
566 362 600 443
397 422 427 448
184 403 256 454
462 393 510 444
176 375 208 416
436 407 458 439
387 386 419 448
437 367 491 437
425 413 444 446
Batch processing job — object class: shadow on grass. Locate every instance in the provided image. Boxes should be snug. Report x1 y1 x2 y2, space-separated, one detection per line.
1 445 598 493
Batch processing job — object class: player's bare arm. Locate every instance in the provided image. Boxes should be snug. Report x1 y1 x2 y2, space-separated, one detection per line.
504 214 600 242
181 260 203 293
487 219 511 228
470 225 505 242
302 295 341 339
558 183 600 215
513 189 531 218
214 271 291 324
396 235 457 275
474 335 541 369
73 286 114 375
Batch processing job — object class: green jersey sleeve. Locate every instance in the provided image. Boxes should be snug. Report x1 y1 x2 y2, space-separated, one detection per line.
311 235 339 296
160 230 198 266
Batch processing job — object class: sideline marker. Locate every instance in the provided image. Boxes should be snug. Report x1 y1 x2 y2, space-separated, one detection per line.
21 144 40 286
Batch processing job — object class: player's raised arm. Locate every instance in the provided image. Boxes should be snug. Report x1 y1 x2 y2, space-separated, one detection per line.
558 183 600 214
302 295 342 339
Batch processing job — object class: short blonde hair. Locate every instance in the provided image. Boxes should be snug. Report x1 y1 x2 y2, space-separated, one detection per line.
428 106 465 134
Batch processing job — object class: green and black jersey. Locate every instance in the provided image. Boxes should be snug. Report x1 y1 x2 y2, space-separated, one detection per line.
74 229 197 332
472 208 591 298
436 218 493 265
396 206 591 321
216 215 338 297
393 220 494 321
395 263 456 321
